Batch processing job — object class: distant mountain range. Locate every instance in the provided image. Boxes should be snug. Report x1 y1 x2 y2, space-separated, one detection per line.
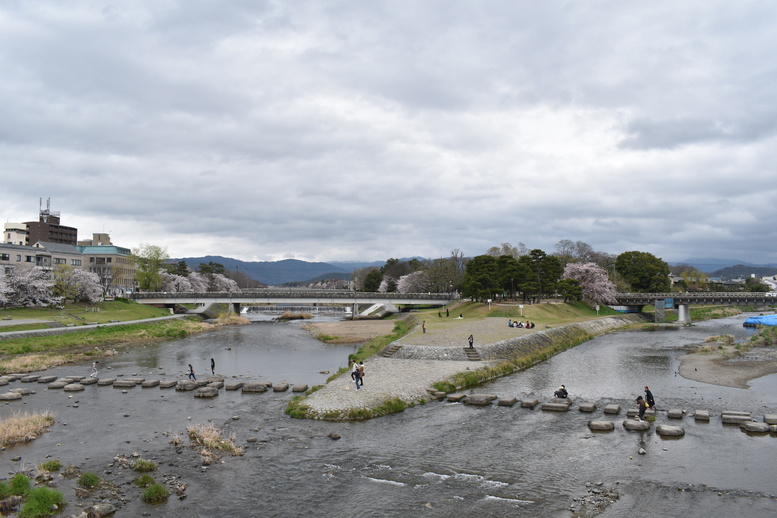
174 256 383 286
672 258 777 276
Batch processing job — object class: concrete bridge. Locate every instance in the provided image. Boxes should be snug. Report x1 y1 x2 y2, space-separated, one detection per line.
614 292 777 323
131 289 455 316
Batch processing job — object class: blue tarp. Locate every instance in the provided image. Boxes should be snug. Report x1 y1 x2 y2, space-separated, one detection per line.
744 314 777 326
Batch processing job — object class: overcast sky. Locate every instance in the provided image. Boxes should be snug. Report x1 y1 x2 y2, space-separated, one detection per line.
2 1 776 265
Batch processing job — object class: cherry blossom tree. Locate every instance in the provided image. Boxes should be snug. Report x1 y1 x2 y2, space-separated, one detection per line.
5 265 55 307
562 262 617 305
397 271 428 293
0 271 10 305
161 272 193 292
187 271 210 292
210 273 239 292
53 266 102 303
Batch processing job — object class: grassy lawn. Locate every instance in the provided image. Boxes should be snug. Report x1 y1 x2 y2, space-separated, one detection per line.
0 298 171 330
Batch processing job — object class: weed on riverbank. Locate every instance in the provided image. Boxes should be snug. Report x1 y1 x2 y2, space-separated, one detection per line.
0 410 55 447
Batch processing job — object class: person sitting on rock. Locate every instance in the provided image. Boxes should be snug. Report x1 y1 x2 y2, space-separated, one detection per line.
554 385 568 398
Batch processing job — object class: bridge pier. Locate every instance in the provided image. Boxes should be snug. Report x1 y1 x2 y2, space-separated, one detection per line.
677 304 691 324
229 303 241 315
654 299 666 323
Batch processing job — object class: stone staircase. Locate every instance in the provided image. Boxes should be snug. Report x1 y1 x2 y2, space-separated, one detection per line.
463 348 481 361
381 344 403 357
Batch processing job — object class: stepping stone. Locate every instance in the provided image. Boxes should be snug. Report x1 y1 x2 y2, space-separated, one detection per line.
520 399 539 409
667 408 684 419
0 392 23 400
47 381 68 389
292 384 309 393
97 378 116 386
432 391 447 400
113 380 137 388
207 381 224 389
0 378 9 386
722 413 751 424
588 420 615 431
627 408 655 418
763 414 777 425
65 376 85 382
10 387 34 395
446 394 466 403
225 382 244 391
141 380 160 388
80 378 98 385
622 419 651 431
64 383 84 392
21 375 40 383
175 381 197 391
273 383 290 392
578 402 596 413
603 404 621 415
463 394 497 406
194 387 219 398
242 382 268 393
542 401 571 412
159 380 177 389
656 425 685 437
124 377 145 384
498 397 518 407
770 425 777 433
694 410 710 421
740 421 770 434
37 376 58 383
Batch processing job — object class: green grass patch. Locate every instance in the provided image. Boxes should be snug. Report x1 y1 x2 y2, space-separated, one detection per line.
141 483 168 504
0 324 52 333
134 474 155 488
10 473 31 496
37 460 61 472
133 459 158 472
77 472 100 488
19 486 66 518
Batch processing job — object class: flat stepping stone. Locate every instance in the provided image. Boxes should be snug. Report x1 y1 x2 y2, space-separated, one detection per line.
37 376 58 383
694 410 710 421
622 419 651 431
10 387 34 395
194 387 219 398
722 413 751 424
578 402 596 413
667 408 684 419
763 414 777 425
64 383 84 391
97 378 116 386
770 425 777 433
80 377 98 385
48 381 69 389
225 382 244 391
64 376 85 382
273 383 290 392
159 380 178 389
175 381 197 391
656 425 685 437
627 408 655 418
463 394 497 406
542 401 571 412
723 410 751 416
141 380 160 388
113 380 137 388
588 420 615 431
21 375 40 383
0 378 9 386
292 384 309 393
0 392 23 400
740 421 770 434
207 381 224 389
498 397 518 407
123 377 145 384
520 399 539 409
242 382 268 393
603 404 621 415
446 393 466 402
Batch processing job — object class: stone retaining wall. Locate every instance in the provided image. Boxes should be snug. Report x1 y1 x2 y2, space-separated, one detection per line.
388 314 649 361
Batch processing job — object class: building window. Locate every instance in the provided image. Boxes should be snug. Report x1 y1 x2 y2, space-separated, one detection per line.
25 256 34 262
54 258 66 265
71 259 81 266
16 255 21 261
0 253 9 261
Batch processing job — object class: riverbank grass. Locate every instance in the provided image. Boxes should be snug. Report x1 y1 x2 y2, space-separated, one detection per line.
0 410 55 447
187 424 245 462
0 298 170 329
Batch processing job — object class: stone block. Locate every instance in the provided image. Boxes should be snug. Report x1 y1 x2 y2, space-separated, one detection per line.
498 397 518 407
463 394 497 406
433 391 447 400
113 380 137 388
588 420 615 431
292 384 309 393
10 387 34 395
0 378 9 386
225 382 244 391
141 380 160 388
159 380 177 389
667 408 684 419
542 402 571 412
124 377 145 384
603 404 620 415
273 383 290 392
97 378 116 386
446 393 466 403
207 381 224 389
195 387 219 398
63 383 84 391
622 419 651 431
656 425 685 437
47 381 68 389
80 377 98 385
242 382 268 393
763 414 777 425
37 376 58 383
740 421 770 434
578 402 596 413
694 410 710 421
175 381 197 391
21 375 40 383
520 399 539 409
722 413 751 424
0 392 23 400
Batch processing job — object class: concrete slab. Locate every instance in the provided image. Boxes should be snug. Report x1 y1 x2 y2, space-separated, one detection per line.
694 410 710 421
498 397 518 407
578 402 596 413
520 399 539 409
667 408 684 419
603 404 620 415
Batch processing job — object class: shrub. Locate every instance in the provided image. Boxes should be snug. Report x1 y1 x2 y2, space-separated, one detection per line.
133 459 158 473
0 481 10 499
38 460 61 473
134 474 155 488
19 486 66 518
141 483 168 503
77 472 99 488
10 473 31 496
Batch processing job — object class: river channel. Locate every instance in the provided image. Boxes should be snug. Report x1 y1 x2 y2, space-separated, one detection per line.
1 313 776 517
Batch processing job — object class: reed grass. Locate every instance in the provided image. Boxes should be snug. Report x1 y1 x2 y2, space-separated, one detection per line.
0 410 55 447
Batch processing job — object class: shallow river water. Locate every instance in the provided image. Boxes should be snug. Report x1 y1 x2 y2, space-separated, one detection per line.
1 314 776 517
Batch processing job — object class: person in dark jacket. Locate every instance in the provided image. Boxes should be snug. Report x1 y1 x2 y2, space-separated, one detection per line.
554 385 568 398
644 386 655 409
636 396 649 421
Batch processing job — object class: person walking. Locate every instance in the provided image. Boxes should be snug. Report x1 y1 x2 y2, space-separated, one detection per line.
211 358 215 375
422 321 426 333
636 396 649 422
353 362 362 390
644 386 655 409
188 364 196 380
359 361 365 385
468 334 474 349
89 360 99 378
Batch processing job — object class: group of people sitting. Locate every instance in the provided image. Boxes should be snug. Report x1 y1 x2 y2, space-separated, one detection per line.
508 319 535 329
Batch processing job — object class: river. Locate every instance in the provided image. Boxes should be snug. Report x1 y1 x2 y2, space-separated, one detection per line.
1 313 776 517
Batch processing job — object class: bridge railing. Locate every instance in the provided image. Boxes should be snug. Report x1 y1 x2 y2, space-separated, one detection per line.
130 290 454 300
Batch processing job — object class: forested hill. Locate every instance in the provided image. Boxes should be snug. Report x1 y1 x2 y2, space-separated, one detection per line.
710 264 777 279
175 256 380 286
